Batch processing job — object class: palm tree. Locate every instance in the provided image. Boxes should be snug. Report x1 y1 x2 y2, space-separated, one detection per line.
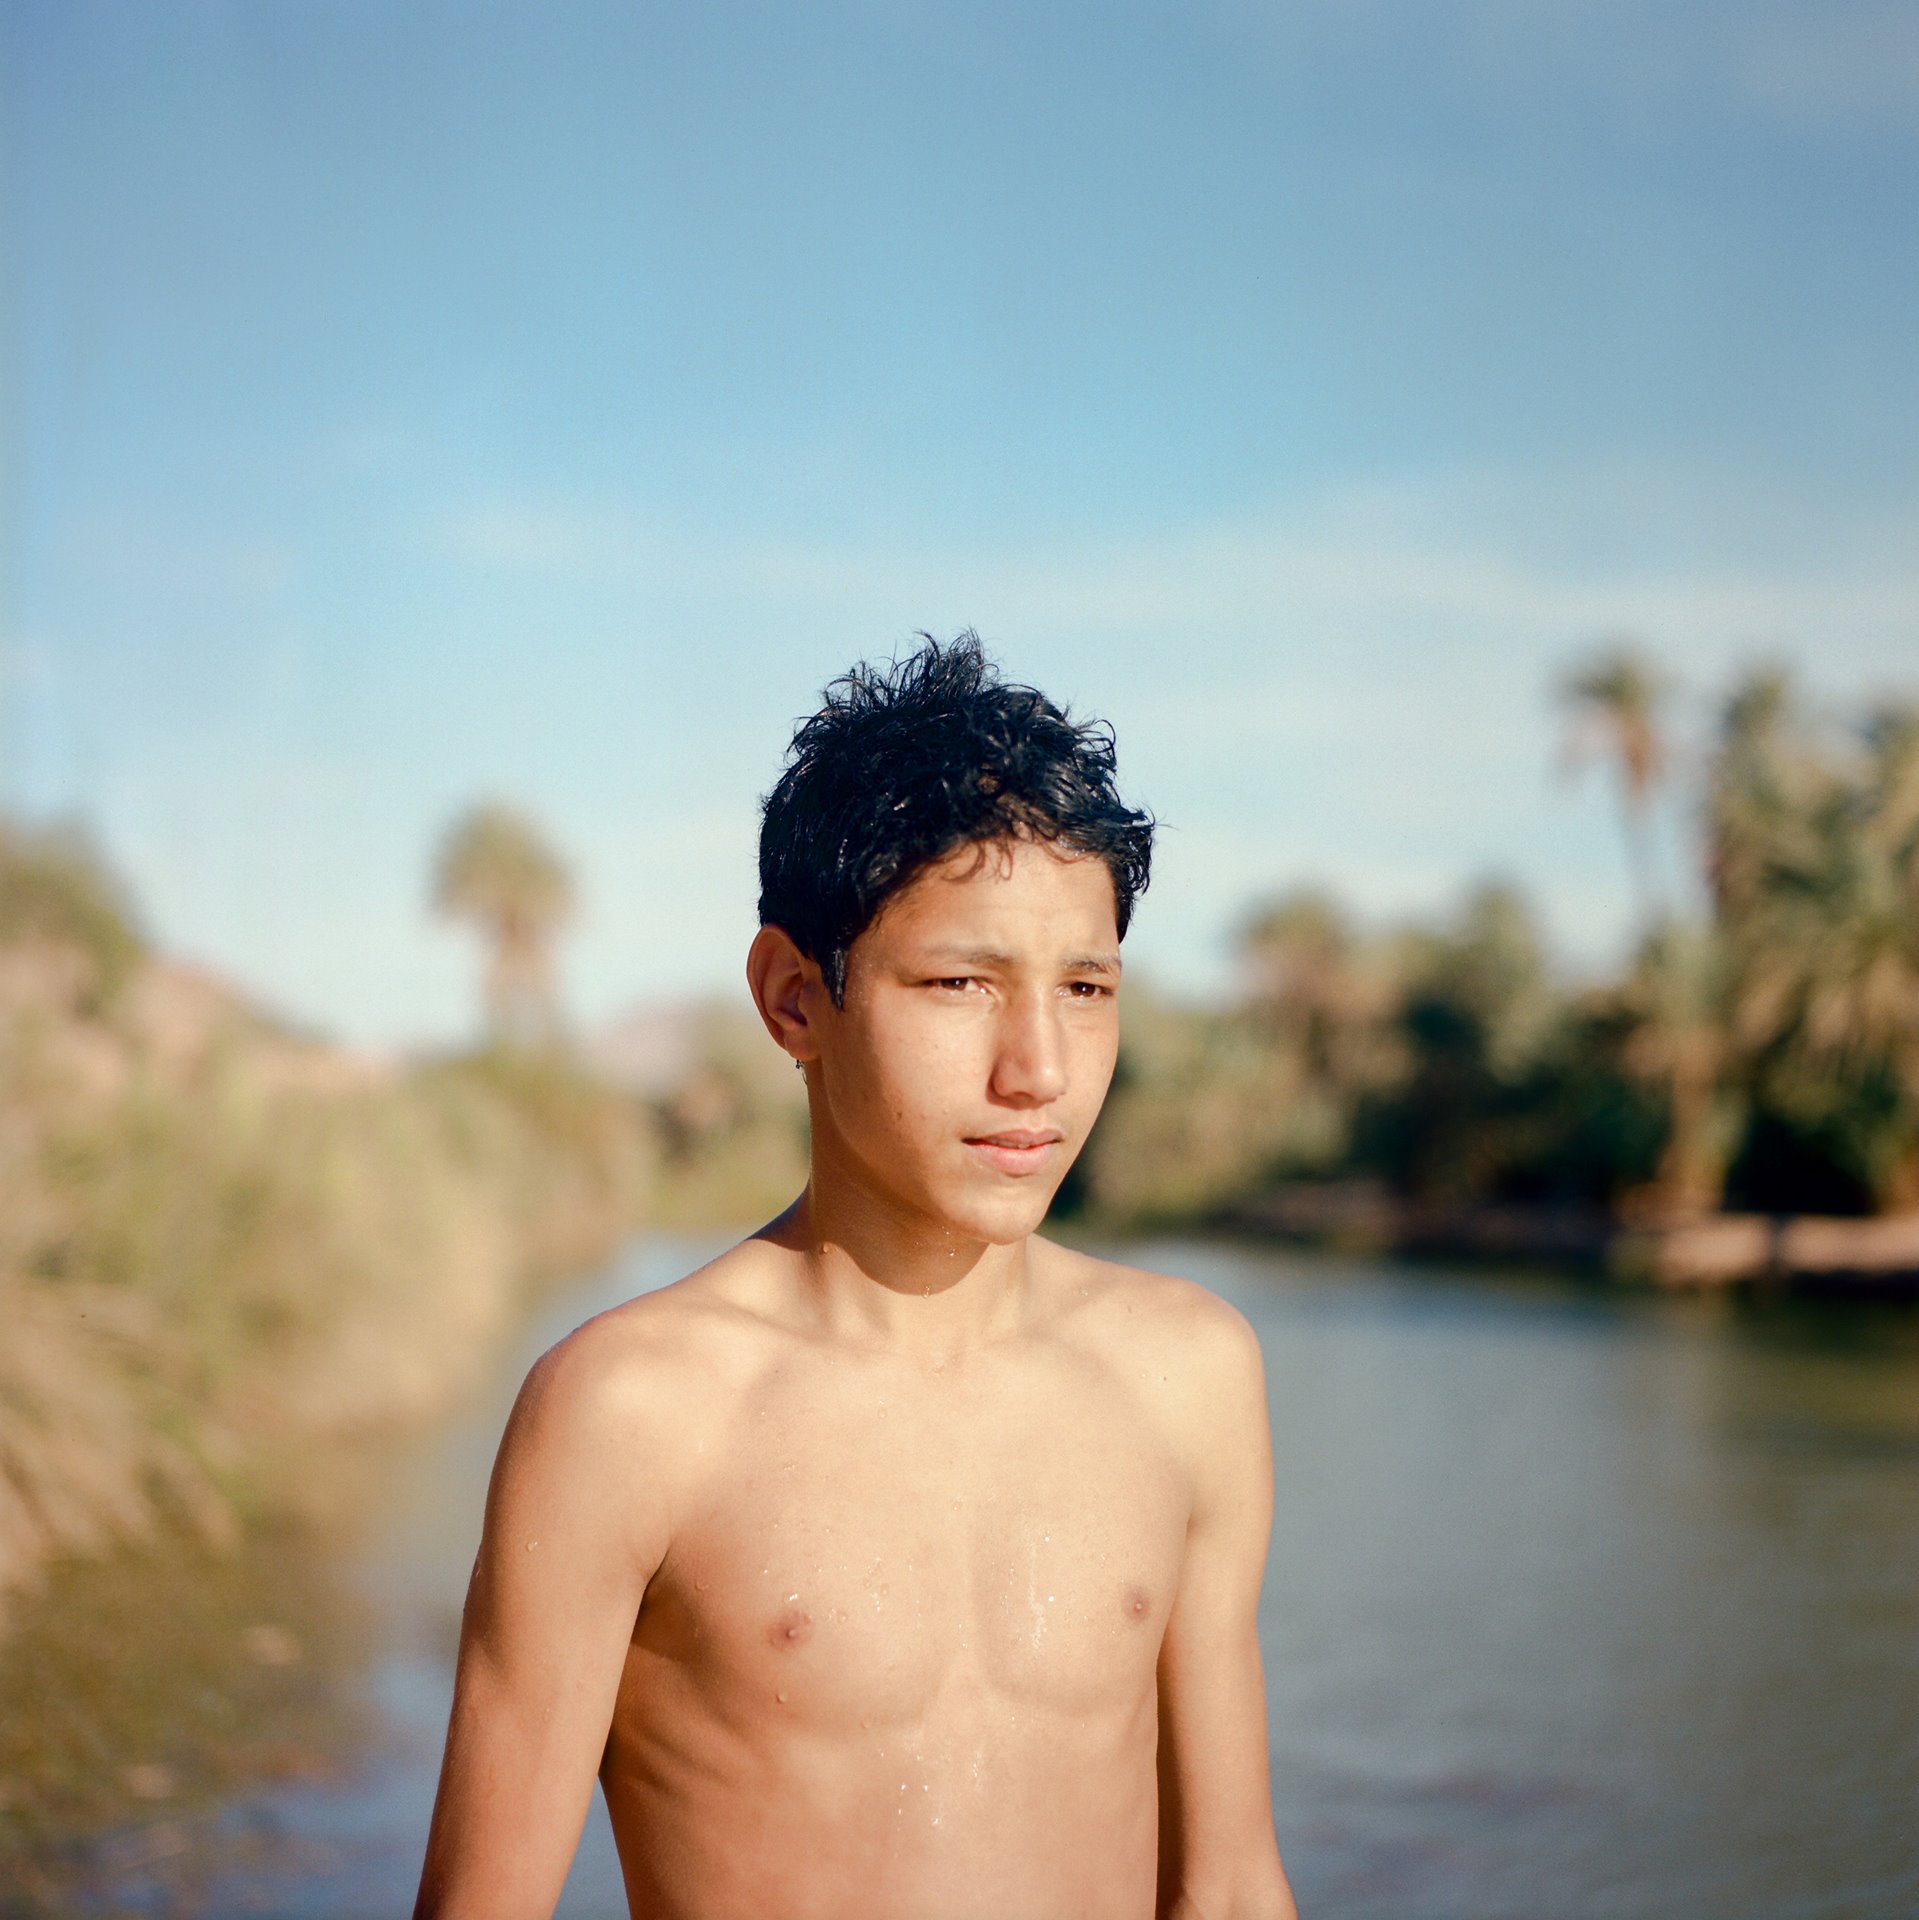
432 803 575 1046
1705 668 1816 924
1236 888 1404 1173
1728 703 1919 1211
1239 888 1394 1091
1560 643 1670 930
1617 922 1739 1218
1427 880 1554 1075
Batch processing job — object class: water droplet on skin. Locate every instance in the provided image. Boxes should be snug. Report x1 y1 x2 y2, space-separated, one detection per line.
861 1716 871 1729
1047 1594 1055 1602
786 1593 800 1603
777 1690 788 1703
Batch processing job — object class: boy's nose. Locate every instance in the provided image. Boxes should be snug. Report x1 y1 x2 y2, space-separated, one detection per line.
990 997 1068 1104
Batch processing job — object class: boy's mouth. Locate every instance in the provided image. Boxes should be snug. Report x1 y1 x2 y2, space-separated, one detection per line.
963 1129 1064 1175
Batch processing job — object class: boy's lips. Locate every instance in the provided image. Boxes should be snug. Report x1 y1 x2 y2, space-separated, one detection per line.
963 1129 1064 1175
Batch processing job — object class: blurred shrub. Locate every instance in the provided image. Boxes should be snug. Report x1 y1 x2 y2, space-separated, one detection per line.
645 1002 810 1228
0 819 143 1010
0 838 655 1613
1075 987 1295 1225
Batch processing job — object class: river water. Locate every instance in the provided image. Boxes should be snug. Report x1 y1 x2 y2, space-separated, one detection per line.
20 1234 1919 1919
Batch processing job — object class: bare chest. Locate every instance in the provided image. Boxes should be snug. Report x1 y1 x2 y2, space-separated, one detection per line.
632 1354 1189 1729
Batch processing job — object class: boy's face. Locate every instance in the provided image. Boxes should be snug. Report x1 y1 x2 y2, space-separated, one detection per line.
812 835 1122 1247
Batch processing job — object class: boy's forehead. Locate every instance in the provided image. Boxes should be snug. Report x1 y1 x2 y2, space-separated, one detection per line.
871 837 1120 945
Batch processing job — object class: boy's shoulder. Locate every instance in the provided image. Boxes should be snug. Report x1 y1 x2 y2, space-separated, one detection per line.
514 1236 795 1447
1036 1240 1272 1498
1036 1238 1265 1394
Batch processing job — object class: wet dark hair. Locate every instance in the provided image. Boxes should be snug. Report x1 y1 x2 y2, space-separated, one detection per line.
758 632 1154 1003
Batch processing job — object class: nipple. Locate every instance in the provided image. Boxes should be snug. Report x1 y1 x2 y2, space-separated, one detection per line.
767 1605 813 1649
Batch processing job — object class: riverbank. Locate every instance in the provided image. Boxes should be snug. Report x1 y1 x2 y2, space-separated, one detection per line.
1221 1181 1919 1293
0 932 656 1618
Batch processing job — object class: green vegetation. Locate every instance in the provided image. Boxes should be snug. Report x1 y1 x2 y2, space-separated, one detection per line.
0 821 652 1619
1077 660 1919 1238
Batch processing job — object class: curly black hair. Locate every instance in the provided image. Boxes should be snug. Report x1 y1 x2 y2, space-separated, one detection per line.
758 633 1154 1003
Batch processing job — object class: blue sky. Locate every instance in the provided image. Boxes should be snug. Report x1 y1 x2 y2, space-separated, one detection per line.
7 0 1917 1046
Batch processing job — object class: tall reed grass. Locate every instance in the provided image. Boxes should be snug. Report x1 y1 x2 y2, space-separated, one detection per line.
0 822 656 1615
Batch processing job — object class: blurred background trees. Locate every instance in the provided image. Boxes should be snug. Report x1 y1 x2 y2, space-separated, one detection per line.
1560 644 1671 931
1078 655 1919 1233
1710 680 1919 1212
432 804 575 1047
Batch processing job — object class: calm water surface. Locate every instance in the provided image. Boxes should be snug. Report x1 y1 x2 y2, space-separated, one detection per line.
47 1235 1919 1918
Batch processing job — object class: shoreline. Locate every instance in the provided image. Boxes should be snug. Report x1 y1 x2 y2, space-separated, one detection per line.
1217 1182 1919 1294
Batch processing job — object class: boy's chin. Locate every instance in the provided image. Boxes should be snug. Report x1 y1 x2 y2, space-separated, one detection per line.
939 1183 1060 1248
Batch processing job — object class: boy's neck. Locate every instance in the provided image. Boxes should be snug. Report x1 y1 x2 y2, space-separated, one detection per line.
763 1183 1036 1359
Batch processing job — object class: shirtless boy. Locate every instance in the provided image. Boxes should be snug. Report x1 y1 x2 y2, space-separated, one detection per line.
415 636 1298 1920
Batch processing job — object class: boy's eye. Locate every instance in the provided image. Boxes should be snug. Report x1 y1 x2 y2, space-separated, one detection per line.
1065 980 1114 999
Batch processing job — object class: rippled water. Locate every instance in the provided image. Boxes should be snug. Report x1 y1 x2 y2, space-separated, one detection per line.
12 1235 1919 1918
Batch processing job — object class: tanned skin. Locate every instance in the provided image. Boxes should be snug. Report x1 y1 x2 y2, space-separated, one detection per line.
414 836 1298 1920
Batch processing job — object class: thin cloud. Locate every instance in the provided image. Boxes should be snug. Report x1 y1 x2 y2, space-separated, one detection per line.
437 461 1919 680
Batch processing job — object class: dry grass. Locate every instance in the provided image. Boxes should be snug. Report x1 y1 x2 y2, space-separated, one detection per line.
0 936 655 1615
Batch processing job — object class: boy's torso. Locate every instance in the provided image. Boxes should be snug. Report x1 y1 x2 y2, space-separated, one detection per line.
592 1239 1203 1920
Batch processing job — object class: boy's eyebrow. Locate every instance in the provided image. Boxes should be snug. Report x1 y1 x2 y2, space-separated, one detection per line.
912 946 1123 976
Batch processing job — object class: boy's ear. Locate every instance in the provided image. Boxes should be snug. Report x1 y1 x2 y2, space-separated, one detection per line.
746 925 824 1062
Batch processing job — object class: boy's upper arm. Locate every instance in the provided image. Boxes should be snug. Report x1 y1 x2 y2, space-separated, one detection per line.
414 1316 685 1920
1154 1290 1298 1920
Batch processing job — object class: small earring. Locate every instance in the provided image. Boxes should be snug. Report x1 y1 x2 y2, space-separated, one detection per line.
793 1058 805 1074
